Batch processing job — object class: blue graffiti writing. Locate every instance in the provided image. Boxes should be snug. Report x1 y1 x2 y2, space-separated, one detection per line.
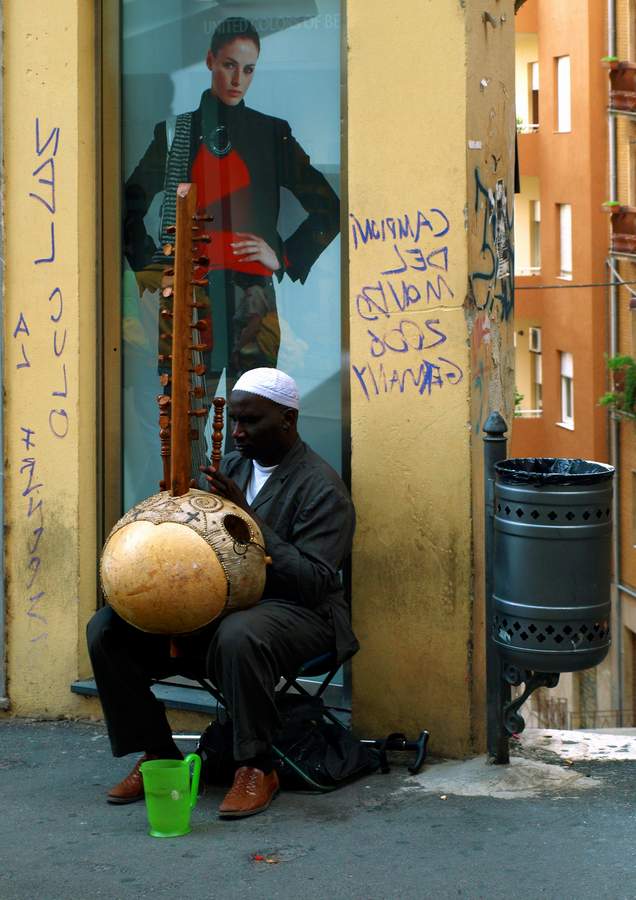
34 221 55 265
29 157 56 215
352 355 463 401
13 313 30 338
20 427 36 450
13 312 31 370
19 439 47 639
48 287 63 322
469 168 514 321
367 318 447 358
381 244 449 276
349 208 450 251
355 275 455 322
35 117 60 158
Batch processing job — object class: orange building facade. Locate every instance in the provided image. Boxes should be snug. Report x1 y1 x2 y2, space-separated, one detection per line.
514 0 636 727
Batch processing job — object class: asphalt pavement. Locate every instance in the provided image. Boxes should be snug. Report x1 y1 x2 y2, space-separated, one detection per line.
1 717 635 900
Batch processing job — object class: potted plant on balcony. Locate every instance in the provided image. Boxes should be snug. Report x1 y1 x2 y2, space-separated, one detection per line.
599 354 636 420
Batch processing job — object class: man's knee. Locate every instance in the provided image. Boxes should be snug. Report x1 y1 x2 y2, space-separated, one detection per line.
86 605 118 659
209 611 267 669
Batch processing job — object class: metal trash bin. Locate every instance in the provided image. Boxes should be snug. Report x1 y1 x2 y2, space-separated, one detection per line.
492 458 614 673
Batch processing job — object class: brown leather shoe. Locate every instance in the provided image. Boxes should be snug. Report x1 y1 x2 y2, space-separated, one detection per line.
107 754 153 805
218 767 280 819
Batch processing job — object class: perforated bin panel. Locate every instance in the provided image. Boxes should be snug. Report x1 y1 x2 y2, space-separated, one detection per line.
492 476 612 673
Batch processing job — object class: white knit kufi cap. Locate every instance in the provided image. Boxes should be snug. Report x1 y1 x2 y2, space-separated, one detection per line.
232 368 300 410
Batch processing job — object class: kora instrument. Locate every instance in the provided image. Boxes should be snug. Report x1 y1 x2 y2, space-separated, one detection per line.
100 183 268 634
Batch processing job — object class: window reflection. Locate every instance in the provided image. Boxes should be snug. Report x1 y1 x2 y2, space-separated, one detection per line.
121 3 343 508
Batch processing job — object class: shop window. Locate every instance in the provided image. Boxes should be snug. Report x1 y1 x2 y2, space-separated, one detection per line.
120 3 344 510
558 203 573 279
559 351 574 429
555 56 571 132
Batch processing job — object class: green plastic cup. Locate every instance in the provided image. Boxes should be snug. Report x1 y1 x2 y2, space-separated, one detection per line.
140 754 201 838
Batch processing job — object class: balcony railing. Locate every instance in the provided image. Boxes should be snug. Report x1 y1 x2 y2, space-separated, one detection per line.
608 61 636 113
515 408 543 419
607 205 636 256
515 266 541 277
516 122 539 134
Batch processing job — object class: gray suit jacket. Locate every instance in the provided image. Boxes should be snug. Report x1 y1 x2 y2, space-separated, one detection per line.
219 439 358 665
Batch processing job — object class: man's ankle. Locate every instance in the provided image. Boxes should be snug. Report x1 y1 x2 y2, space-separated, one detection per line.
145 743 183 761
241 753 274 775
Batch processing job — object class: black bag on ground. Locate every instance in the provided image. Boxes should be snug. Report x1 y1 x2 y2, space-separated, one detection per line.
273 694 380 791
195 714 236 786
195 695 380 790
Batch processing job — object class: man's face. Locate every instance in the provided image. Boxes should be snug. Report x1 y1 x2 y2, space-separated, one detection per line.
207 38 258 106
228 391 293 465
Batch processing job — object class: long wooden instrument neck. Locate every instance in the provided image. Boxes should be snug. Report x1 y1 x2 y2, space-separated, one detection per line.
170 184 197 496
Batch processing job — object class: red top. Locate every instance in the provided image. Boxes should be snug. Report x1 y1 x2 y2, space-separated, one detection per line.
190 143 272 277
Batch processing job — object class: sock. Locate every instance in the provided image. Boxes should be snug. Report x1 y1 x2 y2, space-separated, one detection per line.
242 753 274 775
146 740 183 761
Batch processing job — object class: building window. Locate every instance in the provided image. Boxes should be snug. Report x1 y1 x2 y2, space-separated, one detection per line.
529 327 543 412
555 56 571 132
530 200 541 270
529 61 539 127
558 203 573 278
559 351 574 428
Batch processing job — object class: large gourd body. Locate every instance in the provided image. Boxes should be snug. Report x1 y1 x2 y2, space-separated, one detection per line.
100 489 267 634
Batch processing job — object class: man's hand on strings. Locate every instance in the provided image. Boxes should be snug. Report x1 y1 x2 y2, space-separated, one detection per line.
200 466 250 512
231 233 280 272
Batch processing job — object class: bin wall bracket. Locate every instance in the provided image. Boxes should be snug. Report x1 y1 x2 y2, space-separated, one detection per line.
501 665 560 735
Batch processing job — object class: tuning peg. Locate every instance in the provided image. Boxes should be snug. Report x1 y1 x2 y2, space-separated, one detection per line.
189 408 208 418
157 395 171 408
193 255 210 267
191 321 206 332
190 278 207 287
159 331 173 341
163 268 174 276
160 308 173 319
162 287 173 299
193 214 214 223
190 385 206 398
189 343 207 352
159 374 170 386
192 234 212 243
165 225 176 234
158 354 172 363
189 363 206 376
163 243 174 256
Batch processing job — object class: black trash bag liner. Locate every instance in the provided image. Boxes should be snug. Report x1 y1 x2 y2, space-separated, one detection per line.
495 457 614 486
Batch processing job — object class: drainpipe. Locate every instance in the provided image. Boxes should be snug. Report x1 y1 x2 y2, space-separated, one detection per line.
607 0 623 724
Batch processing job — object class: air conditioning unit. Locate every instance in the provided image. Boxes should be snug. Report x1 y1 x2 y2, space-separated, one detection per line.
529 326 542 352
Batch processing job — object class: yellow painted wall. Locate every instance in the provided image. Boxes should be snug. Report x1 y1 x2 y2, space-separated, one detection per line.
348 0 515 756
3 1 97 715
2 1 515 756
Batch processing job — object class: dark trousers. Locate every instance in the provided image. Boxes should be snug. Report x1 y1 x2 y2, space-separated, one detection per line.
87 601 335 761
